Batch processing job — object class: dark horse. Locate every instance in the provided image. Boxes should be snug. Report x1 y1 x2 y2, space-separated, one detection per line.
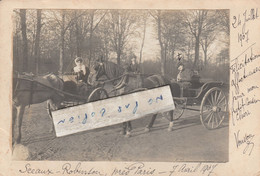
94 61 181 137
12 73 64 146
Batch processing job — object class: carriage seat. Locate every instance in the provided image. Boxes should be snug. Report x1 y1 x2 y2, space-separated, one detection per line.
175 71 201 97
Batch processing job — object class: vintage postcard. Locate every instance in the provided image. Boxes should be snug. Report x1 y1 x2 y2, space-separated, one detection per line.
0 0 259 176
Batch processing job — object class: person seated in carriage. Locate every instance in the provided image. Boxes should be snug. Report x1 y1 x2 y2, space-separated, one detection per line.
176 62 193 83
73 57 90 85
176 54 201 97
114 55 140 90
126 55 140 73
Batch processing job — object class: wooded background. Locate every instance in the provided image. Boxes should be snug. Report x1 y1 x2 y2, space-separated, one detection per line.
13 9 229 82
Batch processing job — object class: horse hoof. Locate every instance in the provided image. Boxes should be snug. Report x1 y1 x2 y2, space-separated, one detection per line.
167 127 173 132
125 132 131 138
12 144 29 160
144 127 150 132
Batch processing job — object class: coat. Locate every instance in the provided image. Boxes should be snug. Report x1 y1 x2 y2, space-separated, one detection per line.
177 68 193 82
73 65 90 83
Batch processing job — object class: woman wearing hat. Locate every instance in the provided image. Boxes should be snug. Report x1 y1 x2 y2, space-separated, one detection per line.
176 62 192 82
73 57 90 84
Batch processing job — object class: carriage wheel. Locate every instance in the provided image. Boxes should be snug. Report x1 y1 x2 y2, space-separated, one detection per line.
164 99 185 121
200 87 227 130
88 88 109 102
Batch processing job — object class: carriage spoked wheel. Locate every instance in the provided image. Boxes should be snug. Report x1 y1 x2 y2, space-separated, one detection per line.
200 87 227 130
88 87 109 102
164 100 185 121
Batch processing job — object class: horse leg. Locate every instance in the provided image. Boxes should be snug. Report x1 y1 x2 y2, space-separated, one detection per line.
145 114 157 132
14 105 25 144
167 110 174 131
120 122 127 135
47 99 60 135
12 106 17 146
125 122 132 138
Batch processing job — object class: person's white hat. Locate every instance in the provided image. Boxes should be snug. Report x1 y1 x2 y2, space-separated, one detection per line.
74 57 83 64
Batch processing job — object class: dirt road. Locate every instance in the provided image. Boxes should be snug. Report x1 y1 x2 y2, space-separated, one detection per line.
18 102 228 162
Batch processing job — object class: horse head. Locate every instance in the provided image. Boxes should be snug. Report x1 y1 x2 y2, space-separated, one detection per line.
94 61 106 81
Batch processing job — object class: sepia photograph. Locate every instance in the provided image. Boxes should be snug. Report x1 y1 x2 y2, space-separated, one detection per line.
12 9 230 162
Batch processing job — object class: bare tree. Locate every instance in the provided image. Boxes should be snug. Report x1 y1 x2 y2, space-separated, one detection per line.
184 10 208 69
217 10 229 35
150 10 187 75
150 10 166 75
199 11 219 66
51 10 85 74
34 9 42 75
108 10 138 65
88 10 107 64
20 9 28 72
139 12 148 66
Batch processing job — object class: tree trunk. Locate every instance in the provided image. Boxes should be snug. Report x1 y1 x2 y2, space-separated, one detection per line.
104 37 109 61
59 12 65 75
117 49 121 65
194 36 200 69
75 17 81 57
117 26 122 65
89 31 93 65
89 12 94 65
34 9 42 75
157 11 165 76
20 9 28 72
187 39 191 61
164 42 168 71
139 18 146 66
204 39 208 66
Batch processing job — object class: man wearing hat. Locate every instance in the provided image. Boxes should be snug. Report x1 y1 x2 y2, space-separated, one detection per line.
114 55 140 90
126 55 140 73
73 57 90 84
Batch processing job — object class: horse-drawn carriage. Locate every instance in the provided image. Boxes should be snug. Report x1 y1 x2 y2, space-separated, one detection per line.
170 79 228 130
12 72 109 145
12 62 228 145
93 61 229 131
